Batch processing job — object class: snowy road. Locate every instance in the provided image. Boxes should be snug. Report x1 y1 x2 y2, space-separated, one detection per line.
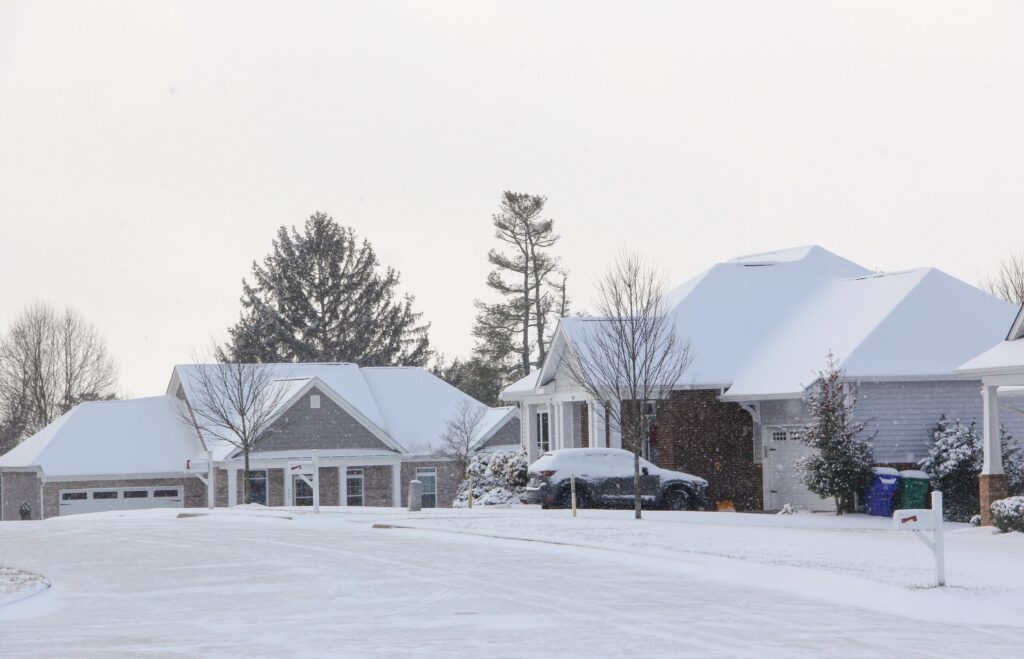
1 507 1023 657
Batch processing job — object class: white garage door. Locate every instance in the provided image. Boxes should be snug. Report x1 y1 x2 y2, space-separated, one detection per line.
764 428 832 511
59 486 184 516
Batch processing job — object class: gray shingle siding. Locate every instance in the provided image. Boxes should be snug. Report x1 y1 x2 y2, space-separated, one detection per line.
854 380 1024 464
481 416 521 450
758 381 1024 466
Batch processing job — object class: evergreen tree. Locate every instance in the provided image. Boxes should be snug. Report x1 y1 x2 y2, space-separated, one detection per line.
796 354 875 515
227 212 431 366
431 355 505 407
472 192 566 380
919 416 1023 522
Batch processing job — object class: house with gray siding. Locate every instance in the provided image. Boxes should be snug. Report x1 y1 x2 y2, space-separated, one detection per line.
0 363 520 519
502 245 1023 512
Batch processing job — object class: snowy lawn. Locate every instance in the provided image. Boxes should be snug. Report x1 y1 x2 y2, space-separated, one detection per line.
1 506 1023 657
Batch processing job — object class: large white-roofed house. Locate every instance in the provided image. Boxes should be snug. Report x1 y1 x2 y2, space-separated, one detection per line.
0 364 519 519
502 246 1024 512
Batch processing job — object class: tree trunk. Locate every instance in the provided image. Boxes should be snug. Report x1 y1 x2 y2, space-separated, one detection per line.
522 271 531 375
634 446 642 520
243 447 251 505
835 496 843 516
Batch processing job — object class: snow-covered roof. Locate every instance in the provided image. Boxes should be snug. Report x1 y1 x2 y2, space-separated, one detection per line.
501 370 541 396
0 396 205 477
957 307 1024 378
505 245 1018 400
171 363 513 457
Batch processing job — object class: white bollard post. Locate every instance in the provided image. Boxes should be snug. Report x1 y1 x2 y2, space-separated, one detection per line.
312 451 320 514
206 450 215 510
571 475 577 518
933 490 945 587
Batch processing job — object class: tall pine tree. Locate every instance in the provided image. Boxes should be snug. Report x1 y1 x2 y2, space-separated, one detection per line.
226 212 431 366
471 192 567 381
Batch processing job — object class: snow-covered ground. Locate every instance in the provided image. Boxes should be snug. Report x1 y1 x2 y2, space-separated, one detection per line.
1 506 1023 657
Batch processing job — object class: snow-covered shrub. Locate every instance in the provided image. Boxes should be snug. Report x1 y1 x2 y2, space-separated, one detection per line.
795 354 875 515
990 496 1024 533
970 514 982 527
777 503 806 516
918 416 1023 522
453 448 528 508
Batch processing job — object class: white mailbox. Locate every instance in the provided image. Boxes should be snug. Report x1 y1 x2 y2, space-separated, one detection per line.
892 490 945 587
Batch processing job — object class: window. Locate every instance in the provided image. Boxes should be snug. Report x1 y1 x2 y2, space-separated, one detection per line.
416 467 437 508
92 491 118 500
537 412 550 453
247 470 267 505
642 401 658 464
293 475 314 506
310 394 321 409
346 468 364 506
771 428 800 442
123 490 149 499
153 489 179 498
62 492 87 501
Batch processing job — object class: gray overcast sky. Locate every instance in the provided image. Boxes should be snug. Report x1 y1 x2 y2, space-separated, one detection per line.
2 1 1023 397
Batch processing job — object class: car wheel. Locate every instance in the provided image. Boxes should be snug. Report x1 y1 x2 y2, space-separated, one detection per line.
664 487 690 511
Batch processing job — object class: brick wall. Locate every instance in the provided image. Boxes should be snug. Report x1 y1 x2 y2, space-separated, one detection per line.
319 467 340 506
363 465 393 506
649 390 762 511
0 471 41 520
400 460 461 508
268 468 284 506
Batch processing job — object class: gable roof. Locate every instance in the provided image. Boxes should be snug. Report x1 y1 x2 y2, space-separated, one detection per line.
170 363 506 457
504 245 1018 401
469 406 520 451
0 396 206 477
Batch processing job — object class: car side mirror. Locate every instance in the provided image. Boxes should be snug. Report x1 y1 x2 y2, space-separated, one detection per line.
641 467 649 476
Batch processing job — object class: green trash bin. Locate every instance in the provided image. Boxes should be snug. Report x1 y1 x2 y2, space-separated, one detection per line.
898 470 930 509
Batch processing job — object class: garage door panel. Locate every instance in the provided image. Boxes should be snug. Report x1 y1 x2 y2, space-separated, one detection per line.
766 428 833 511
59 486 184 516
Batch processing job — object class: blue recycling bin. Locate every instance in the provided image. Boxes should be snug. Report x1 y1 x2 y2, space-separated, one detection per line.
864 467 901 517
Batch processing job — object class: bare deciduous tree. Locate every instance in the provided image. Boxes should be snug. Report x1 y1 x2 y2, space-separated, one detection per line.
0 303 118 446
436 400 487 478
178 349 289 504
564 251 693 520
982 251 1024 306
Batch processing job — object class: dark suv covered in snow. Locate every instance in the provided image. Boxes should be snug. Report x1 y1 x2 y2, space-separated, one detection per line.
523 448 708 511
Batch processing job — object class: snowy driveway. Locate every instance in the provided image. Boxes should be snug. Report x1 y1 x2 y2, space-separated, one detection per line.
1 507 1023 657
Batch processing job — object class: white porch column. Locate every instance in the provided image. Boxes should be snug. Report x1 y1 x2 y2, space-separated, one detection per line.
524 403 539 463
339 465 348 507
206 451 215 510
608 402 622 449
559 401 575 449
391 463 401 508
227 468 238 507
283 468 292 507
588 399 606 448
982 385 1004 475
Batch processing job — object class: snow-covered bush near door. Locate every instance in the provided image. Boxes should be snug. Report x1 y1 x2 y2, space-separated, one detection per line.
453 448 528 508
919 416 1024 522
991 496 1024 533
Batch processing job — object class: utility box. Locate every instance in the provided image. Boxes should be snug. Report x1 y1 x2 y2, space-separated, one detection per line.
408 479 423 512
